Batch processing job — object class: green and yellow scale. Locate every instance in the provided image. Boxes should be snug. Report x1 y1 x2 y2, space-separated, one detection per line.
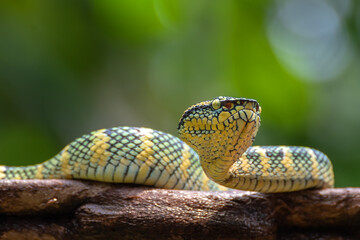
0 97 334 192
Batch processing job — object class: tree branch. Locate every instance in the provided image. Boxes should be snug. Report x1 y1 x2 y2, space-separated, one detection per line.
0 180 359 239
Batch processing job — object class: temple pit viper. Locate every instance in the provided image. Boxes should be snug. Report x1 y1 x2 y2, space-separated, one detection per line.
0 96 334 192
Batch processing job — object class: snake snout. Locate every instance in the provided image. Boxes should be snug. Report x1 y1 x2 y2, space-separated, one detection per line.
242 99 260 113
232 99 261 123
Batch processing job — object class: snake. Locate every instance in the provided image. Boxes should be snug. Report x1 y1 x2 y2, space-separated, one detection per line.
0 96 334 192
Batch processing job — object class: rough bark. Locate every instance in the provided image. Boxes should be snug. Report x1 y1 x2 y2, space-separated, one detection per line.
0 180 358 240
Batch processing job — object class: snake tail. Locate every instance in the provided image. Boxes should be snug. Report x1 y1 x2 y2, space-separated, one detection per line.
0 165 40 180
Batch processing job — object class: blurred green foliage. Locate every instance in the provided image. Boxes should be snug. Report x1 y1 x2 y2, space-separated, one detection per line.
0 0 359 187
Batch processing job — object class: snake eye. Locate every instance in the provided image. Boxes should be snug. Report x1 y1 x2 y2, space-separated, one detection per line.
212 99 221 110
223 101 234 109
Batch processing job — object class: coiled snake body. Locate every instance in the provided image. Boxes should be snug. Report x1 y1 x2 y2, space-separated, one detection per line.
0 97 334 192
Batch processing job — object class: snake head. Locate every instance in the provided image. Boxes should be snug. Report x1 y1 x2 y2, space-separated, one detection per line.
178 96 261 159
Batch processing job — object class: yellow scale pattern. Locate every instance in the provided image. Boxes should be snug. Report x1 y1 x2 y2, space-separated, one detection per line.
0 96 334 192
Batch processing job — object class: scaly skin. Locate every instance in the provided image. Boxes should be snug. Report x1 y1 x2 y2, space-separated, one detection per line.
0 96 334 192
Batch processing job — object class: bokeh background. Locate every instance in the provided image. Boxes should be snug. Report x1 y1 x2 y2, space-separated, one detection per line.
0 0 359 187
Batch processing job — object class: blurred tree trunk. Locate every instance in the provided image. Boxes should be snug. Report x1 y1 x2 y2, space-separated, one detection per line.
0 180 359 240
